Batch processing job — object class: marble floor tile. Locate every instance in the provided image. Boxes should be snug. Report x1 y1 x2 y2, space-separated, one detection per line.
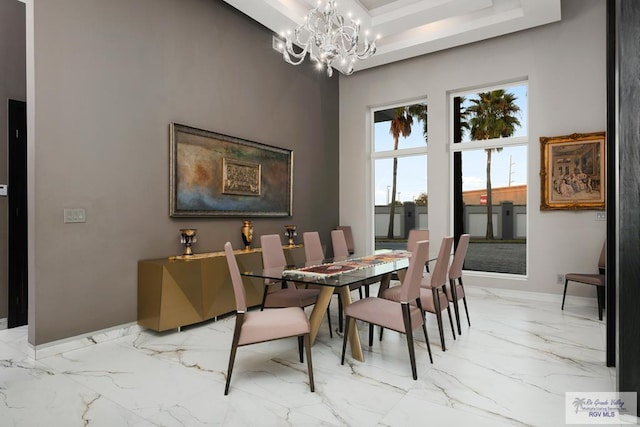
0 287 630 426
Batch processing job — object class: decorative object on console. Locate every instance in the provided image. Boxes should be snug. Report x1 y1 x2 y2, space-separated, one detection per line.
539 132 606 210
180 228 197 256
276 0 378 77
284 225 297 246
241 220 254 250
170 123 293 217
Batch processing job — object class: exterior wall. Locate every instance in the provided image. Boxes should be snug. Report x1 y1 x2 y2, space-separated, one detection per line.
27 0 339 345
374 204 526 239
463 185 527 205
340 0 606 296
0 0 27 320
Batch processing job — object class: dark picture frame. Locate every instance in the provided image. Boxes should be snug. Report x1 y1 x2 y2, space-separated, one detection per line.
170 123 293 217
540 132 605 210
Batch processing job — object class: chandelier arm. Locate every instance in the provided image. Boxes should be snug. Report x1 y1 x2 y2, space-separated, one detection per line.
282 39 311 65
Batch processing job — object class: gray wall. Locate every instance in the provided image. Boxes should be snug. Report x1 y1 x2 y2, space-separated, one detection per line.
0 0 27 320
27 0 339 345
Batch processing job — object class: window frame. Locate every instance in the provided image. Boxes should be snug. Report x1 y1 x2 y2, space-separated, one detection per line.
370 99 429 244
448 80 529 277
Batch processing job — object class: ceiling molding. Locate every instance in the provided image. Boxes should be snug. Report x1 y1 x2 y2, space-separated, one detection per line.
223 0 561 74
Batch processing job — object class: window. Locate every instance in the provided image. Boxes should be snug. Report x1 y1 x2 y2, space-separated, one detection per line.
450 83 528 275
372 102 428 249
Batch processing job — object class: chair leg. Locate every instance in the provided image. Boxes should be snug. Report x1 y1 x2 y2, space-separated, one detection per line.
326 303 333 338
401 304 418 380
596 285 605 321
341 316 352 365
446 305 456 340
442 284 456 340
421 320 433 364
224 315 244 395
561 279 569 310
459 278 470 327
450 279 462 335
379 327 384 341
415 298 433 364
432 288 446 351
462 296 471 326
369 323 374 347
260 287 269 311
298 336 304 363
304 333 315 392
338 294 344 333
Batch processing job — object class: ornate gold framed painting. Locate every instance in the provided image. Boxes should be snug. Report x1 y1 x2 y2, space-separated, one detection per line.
540 132 605 210
170 123 293 217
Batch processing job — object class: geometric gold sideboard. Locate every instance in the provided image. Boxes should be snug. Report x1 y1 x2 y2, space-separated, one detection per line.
137 245 305 331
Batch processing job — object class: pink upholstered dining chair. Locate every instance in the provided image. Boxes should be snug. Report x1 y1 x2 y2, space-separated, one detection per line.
303 231 325 264
562 241 606 320
447 234 471 335
395 229 430 282
331 229 364 332
331 229 350 259
302 231 334 337
381 236 456 351
407 229 429 252
260 234 320 310
419 236 456 350
223 242 314 395
341 240 433 380
336 225 354 255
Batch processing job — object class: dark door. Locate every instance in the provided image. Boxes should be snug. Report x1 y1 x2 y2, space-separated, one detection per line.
8 99 27 328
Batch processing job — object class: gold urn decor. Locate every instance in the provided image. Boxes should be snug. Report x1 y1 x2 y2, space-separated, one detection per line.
284 225 297 246
241 220 254 250
179 228 198 256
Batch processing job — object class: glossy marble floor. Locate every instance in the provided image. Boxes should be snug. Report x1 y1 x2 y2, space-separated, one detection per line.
0 287 623 426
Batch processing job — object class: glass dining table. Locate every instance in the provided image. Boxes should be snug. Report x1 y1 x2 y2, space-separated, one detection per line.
240 251 411 362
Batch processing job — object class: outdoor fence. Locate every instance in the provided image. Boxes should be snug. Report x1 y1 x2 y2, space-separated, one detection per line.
375 202 527 239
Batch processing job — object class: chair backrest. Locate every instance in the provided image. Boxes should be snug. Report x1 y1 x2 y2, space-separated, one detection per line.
336 225 354 254
430 236 455 289
449 234 470 280
598 241 606 270
407 229 429 252
224 242 247 312
331 229 350 259
400 240 429 303
303 231 324 263
261 234 287 269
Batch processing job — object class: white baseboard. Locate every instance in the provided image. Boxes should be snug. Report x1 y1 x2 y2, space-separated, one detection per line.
30 322 144 359
0 318 7 330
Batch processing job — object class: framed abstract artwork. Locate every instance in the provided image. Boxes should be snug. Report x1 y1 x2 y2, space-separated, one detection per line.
539 132 605 210
170 123 293 217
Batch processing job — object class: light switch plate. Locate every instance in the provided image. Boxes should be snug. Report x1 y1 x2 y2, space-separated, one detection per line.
595 212 606 221
0 184 7 196
64 208 86 223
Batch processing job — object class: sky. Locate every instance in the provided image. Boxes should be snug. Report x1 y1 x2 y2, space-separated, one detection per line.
374 84 528 205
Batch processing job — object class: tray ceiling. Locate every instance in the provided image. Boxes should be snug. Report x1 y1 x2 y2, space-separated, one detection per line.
222 0 562 73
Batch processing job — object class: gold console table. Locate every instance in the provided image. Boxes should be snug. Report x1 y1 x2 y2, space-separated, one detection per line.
138 245 305 332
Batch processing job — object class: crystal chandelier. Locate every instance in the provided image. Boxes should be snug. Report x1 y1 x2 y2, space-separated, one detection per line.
279 1 377 77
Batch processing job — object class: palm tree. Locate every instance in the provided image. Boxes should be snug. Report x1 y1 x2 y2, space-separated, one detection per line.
466 90 520 239
387 104 427 239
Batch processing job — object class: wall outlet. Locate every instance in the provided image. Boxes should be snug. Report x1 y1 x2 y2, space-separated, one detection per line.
64 208 86 223
595 212 606 221
557 273 564 284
